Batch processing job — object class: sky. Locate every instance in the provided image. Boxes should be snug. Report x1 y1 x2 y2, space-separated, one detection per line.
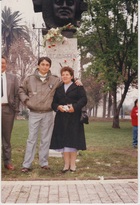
1 0 44 28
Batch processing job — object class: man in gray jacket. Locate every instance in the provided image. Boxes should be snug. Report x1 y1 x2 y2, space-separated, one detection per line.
19 56 60 172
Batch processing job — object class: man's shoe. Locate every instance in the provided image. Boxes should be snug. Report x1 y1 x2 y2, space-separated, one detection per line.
41 166 50 170
21 167 31 173
4 164 15 170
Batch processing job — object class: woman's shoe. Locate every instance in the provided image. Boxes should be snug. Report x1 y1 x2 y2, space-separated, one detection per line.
70 169 76 172
61 169 69 173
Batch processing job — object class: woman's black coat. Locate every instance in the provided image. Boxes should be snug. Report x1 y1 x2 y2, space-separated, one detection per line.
50 82 87 150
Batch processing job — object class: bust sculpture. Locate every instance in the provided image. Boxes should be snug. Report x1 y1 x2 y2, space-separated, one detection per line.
32 0 87 37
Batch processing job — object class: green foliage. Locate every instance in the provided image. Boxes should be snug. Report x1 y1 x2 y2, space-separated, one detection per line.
78 0 138 87
78 0 138 127
1 120 137 180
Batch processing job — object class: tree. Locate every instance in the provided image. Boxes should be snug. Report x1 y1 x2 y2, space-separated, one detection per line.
2 6 30 56
77 0 138 128
8 38 36 83
81 74 102 117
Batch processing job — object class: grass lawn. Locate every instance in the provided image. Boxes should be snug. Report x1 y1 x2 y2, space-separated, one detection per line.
2 119 138 181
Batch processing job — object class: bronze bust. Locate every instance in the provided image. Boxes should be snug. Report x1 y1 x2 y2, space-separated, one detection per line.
32 0 87 37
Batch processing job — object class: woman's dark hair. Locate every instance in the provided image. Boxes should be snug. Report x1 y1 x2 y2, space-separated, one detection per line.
134 99 138 107
60 66 74 81
38 56 52 66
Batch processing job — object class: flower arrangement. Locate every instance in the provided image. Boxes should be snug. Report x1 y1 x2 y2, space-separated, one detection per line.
43 23 76 48
43 27 64 47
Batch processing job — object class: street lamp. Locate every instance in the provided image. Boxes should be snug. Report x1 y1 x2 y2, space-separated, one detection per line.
32 23 46 58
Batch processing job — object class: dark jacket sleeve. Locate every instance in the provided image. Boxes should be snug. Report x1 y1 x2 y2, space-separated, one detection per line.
72 86 87 112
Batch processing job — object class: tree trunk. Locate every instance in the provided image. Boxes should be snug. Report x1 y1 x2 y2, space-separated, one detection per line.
95 105 98 117
112 113 120 128
112 81 131 128
102 93 107 118
112 85 120 128
107 91 112 118
88 108 92 117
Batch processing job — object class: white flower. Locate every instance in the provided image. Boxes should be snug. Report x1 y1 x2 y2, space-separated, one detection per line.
43 27 64 46
43 23 76 47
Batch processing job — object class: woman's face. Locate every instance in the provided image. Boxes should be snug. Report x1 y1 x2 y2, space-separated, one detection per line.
61 71 73 84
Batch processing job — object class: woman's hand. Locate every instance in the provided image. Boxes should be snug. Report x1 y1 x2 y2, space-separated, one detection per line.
57 105 65 112
68 104 74 113
57 105 74 113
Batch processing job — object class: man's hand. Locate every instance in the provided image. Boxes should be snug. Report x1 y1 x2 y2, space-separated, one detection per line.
75 79 83 86
24 99 29 105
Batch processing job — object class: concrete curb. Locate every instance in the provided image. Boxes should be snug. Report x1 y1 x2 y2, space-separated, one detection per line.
1 179 138 204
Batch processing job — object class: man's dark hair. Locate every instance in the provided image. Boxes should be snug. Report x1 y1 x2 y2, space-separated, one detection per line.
134 99 138 107
38 56 52 66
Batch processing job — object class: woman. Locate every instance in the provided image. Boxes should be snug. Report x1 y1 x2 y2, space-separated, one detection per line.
131 99 138 148
50 66 87 172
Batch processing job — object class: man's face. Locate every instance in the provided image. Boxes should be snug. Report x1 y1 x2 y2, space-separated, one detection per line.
53 0 76 22
38 60 51 75
1 58 7 73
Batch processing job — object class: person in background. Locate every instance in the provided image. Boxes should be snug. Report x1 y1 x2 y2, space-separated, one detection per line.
1 56 19 170
19 57 82 173
131 99 138 148
50 66 87 173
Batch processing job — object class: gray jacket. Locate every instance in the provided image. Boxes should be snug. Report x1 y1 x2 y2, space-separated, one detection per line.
19 69 60 112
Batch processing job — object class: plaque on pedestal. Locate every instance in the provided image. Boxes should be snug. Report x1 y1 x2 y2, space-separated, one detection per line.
43 38 80 78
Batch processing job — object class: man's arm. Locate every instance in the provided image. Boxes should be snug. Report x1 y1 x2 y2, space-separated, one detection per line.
19 78 29 104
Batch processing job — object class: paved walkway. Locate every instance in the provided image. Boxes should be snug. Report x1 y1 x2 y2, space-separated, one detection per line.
1 179 138 204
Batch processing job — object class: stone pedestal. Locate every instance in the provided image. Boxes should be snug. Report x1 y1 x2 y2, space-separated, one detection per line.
43 38 80 78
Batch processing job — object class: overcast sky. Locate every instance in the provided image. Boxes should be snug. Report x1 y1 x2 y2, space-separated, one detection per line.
1 0 44 27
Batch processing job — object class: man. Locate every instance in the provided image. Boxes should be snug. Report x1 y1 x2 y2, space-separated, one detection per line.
1 56 19 170
19 56 81 173
19 57 59 172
